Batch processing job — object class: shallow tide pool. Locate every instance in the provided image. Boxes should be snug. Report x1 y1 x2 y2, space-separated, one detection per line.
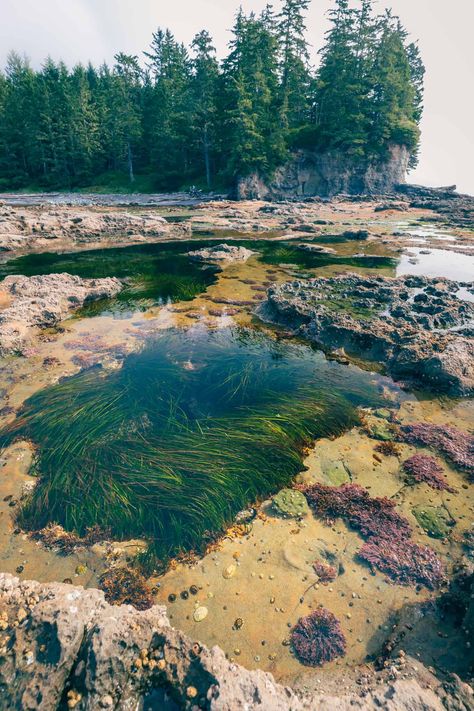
1 325 393 564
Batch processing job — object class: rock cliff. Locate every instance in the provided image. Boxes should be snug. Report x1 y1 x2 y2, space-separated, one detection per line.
237 144 410 199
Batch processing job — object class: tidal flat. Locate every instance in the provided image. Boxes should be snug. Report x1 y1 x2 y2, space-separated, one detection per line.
0 195 472 696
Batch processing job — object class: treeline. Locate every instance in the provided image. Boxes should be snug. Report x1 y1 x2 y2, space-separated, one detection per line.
0 0 424 191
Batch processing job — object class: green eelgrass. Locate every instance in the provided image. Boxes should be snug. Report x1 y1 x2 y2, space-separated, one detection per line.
1 326 387 565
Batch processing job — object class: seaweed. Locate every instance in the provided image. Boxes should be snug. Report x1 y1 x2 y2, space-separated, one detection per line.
300 482 445 588
403 454 456 492
291 608 347 666
99 567 154 610
313 561 338 583
358 538 446 590
1 326 385 566
401 423 474 478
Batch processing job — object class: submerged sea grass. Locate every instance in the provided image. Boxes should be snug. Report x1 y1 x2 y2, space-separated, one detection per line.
1 326 386 564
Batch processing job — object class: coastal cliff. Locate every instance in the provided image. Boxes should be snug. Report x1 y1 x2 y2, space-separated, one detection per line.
237 144 410 199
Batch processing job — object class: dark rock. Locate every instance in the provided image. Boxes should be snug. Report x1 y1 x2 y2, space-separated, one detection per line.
256 274 474 395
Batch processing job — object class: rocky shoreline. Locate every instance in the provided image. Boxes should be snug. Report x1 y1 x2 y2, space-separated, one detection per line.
0 274 122 355
257 274 474 395
0 191 472 710
1 572 472 711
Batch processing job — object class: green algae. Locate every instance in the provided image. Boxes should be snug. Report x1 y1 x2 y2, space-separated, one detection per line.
272 488 310 518
412 505 453 539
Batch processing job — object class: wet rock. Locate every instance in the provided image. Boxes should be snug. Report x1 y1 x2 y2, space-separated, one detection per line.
187 243 255 264
362 414 396 442
297 243 337 255
412 505 453 539
272 488 309 518
193 606 208 622
320 460 351 486
0 206 175 252
0 273 122 355
256 274 474 395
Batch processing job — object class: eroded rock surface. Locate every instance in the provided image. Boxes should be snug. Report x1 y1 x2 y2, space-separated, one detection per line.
257 274 474 395
0 573 469 711
187 243 255 263
0 206 180 252
0 273 122 354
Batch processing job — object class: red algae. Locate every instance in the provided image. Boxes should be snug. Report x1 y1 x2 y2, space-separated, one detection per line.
301 483 412 540
291 608 347 666
358 538 446 590
403 454 456 492
401 423 474 478
299 482 445 589
313 560 338 583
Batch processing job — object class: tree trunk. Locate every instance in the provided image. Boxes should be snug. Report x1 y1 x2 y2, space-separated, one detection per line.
203 125 211 188
127 141 135 183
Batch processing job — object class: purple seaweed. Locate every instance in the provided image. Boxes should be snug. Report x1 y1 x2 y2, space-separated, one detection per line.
300 483 412 540
313 561 338 583
291 608 347 666
401 423 474 478
358 538 446 590
299 482 445 589
403 454 456 492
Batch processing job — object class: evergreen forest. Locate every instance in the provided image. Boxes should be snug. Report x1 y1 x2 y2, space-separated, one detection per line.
0 0 424 192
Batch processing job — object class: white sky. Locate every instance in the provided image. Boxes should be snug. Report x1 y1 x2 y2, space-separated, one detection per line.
1 0 473 194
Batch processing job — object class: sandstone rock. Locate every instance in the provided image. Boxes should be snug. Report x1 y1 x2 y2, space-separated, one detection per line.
0 206 180 252
0 273 122 355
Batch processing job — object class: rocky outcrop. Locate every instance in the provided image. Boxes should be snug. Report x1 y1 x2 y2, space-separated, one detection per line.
397 184 474 229
0 273 122 355
237 145 410 199
0 206 184 252
257 274 474 395
187 243 256 263
0 573 468 711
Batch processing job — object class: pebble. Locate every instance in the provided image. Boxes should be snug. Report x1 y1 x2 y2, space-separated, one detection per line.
186 686 198 699
100 695 114 708
193 606 208 622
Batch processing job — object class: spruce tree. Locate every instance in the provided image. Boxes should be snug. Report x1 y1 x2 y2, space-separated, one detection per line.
277 0 312 128
190 31 219 187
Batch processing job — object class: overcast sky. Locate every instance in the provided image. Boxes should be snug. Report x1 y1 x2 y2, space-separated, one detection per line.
1 0 473 194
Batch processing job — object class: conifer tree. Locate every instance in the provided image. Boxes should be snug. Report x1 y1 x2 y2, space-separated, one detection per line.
190 31 219 186
0 1 424 189
277 0 312 128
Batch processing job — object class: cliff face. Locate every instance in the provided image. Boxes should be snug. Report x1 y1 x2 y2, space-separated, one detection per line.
237 144 410 199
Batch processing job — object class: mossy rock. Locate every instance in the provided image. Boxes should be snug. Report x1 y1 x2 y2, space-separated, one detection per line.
374 408 392 420
364 414 395 441
412 505 453 539
320 460 350 486
272 488 309 518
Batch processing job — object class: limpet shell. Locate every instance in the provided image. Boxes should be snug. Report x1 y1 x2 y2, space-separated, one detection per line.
193 606 208 622
223 564 236 579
